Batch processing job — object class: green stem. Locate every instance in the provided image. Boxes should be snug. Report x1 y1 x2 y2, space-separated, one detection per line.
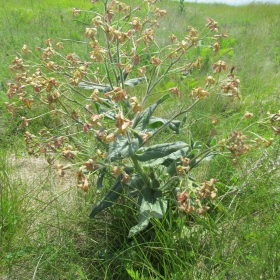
142 53 184 106
29 110 56 121
130 155 150 187
143 99 200 148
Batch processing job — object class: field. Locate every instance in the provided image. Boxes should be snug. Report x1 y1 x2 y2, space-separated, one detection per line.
1 0 280 279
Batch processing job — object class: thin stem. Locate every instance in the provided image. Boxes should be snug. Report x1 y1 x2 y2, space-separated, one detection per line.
142 53 184 106
29 110 56 121
145 99 200 146
106 39 119 83
104 61 114 89
116 40 125 88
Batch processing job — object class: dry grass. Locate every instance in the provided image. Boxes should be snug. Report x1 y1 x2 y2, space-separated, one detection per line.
8 153 86 238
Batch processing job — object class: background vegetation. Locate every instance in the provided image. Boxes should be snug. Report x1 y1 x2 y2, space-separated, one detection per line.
1 0 280 279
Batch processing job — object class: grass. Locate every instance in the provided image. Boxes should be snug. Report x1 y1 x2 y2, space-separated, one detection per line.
1 0 280 279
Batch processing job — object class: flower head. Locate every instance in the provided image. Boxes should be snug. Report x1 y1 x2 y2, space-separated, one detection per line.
129 97 143 113
169 86 180 97
212 60 227 73
189 87 210 99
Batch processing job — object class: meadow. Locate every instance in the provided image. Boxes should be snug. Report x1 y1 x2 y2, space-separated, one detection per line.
1 0 280 279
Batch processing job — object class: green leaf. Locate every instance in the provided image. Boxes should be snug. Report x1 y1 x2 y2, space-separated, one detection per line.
149 147 190 166
97 169 106 190
140 146 191 175
130 174 145 190
108 137 139 160
147 116 181 134
217 47 234 58
151 178 160 189
78 82 112 92
128 187 167 237
89 176 123 218
168 120 181 134
192 141 203 150
166 161 177 177
98 105 116 120
181 114 188 126
128 213 150 237
117 71 129 83
210 138 217 147
124 77 146 87
139 187 167 219
132 94 170 132
136 141 188 162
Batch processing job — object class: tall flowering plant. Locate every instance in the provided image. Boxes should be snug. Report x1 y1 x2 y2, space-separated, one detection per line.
6 0 275 236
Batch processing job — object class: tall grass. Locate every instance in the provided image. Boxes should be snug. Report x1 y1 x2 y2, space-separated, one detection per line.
1 1 280 279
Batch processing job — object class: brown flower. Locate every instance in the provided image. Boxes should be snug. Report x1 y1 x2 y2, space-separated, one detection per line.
104 87 127 102
189 87 210 99
169 86 180 97
115 112 132 135
212 60 227 73
150 56 162 66
205 76 216 87
130 97 143 113
89 113 104 127
242 111 254 120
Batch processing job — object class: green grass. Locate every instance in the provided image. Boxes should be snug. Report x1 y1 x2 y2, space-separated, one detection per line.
1 0 280 279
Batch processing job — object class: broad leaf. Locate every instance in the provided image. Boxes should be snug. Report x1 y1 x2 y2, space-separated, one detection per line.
89 176 123 218
108 137 139 160
132 94 170 132
136 141 188 162
130 174 145 190
138 187 167 219
166 161 178 177
151 178 160 189
124 77 146 87
78 82 112 92
146 147 191 167
139 146 192 176
147 116 181 134
127 174 145 198
128 187 167 237
128 213 150 237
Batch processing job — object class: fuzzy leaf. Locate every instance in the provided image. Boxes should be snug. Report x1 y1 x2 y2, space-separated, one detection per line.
89 176 123 218
148 147 191 166
139 187 167 219
78 82 112 92
147 116 181 134
132 94 170 132
128 187 167 237
108 137 139 160
136 141 188 162
128 213 150 237
124 77 146 87
130 174 145 190
151 178 160 189
139 147 191 177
